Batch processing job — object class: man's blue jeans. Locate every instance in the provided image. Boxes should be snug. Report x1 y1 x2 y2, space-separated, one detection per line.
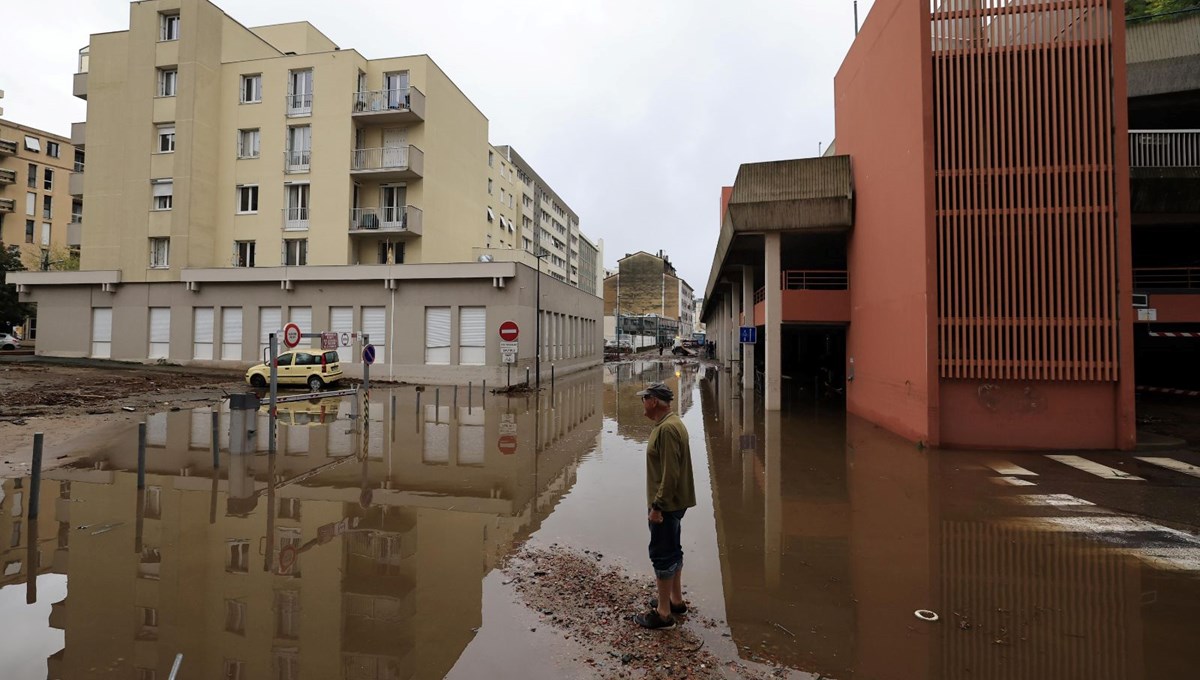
648 508 686 580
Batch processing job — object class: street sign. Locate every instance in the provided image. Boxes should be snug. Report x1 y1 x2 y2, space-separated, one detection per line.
340 332 352 347
500 341 518 364
320 332 338 350
279 544 297 573
1138 308 1158 322
739 326 757 344
283 323 302 348
362 344 376 365
499 320 519 342
498 434 518 455
500 414 517 435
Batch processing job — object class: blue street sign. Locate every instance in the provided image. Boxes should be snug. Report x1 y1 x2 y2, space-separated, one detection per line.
740 326 757 344
362 344 376 365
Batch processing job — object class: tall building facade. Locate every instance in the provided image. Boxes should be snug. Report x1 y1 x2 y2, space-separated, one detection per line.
0 119 83 266
603 250 695 347
11 0 602 383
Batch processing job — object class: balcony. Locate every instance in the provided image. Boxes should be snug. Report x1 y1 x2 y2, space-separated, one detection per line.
1134 267 1200 290
351 86 426 125
0 138 16 156
0 168 15 185
69 172 84 197
71 122 86 149
284 149 311 174
1130 130 1200 169
349 206 423 237
753 270 850 325
67 220 83 247
73 72 88 100
350 145 423 180
282 207 309 231
0 197 14 213
285 92 312 117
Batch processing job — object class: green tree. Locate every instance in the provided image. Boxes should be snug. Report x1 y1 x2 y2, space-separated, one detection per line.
20 243 80 272
0 243 34 328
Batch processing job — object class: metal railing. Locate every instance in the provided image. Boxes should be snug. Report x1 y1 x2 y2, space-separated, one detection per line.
349 206 421 232
284 149 311 174
0 197 15 213
281 207 309 231
753 269 849 303
353 87 417 112
1129 130 1200 168
0 138 17 155
285 92 313 116
350 145 422 172
1133 267 1200 290
0 168 15 184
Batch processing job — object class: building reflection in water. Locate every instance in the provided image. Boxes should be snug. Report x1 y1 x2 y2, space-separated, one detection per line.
700 366 1198 680
26 370 601 680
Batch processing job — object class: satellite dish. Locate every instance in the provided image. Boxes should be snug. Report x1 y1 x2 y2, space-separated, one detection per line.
478 254 494 262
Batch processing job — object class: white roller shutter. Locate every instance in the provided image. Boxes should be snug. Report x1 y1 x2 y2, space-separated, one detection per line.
457 407 485 465
148 307 171 359
458 307 486 366
368 400 384 459
423 404 450 463
289 307 312 347
91 308 112 358
284 425 309 454
190 409 211 449
221 308 243 360
362 306 386 363
259 307 282 360
329 306 354 363
193 307 214 360
145 412 168 447
424 307 450 365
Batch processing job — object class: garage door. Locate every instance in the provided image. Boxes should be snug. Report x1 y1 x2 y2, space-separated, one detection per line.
148 307 170 359
362 306 386 363
91 308 112 358
329 306 353 363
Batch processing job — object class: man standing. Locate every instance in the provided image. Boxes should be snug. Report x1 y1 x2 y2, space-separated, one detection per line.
634 382 696 630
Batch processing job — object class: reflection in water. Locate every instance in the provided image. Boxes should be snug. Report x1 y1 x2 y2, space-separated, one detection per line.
6 371 601 680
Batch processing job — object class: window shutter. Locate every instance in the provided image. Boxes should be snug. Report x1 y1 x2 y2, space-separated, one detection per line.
424 307 451 365
193 307 214 360
459 307 485 365
149 307 171 359
221 307 243 360
329 306 354 363
362 306 386 363
91 308 112 358
259 307 282 358
152 181 173 197
289 307 312 337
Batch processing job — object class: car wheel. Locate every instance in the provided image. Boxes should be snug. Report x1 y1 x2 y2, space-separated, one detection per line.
1 344 14 350
307 375 324 392
250 374 267 388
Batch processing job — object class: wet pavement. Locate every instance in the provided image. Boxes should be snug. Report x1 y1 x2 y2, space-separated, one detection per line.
2 359 1200 679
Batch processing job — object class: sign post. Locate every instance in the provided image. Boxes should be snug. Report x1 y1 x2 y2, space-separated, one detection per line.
499 321 519 388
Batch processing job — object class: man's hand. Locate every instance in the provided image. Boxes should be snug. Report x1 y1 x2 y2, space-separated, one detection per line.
648 507 664 524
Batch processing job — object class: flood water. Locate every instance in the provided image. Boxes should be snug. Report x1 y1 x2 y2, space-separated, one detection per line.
2 359 1199 679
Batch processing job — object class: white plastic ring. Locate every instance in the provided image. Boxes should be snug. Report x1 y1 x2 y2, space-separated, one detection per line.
914 609 939 622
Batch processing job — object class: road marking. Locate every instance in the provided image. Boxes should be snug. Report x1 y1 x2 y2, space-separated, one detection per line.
1046 455 1144 481
987 461 1038 476
1012 494 1095 506
1009 516 1192 539
1135 457 1200 479
991 476 1037 487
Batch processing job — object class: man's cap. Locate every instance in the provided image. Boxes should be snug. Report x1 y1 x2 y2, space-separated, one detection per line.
637 382 674 402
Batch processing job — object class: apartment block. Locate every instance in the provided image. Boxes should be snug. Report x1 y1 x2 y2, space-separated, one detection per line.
0 119 83 265
12 0 602 383
603 250 695 347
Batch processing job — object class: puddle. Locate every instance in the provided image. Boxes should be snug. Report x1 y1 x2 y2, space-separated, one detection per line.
1 360 1198 679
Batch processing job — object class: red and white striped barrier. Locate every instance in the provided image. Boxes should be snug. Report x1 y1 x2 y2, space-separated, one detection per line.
1137 385 1200 397
1148 331 1200 338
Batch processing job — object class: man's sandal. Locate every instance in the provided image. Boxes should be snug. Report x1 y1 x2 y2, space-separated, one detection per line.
634 609 677 630
648 598 688 615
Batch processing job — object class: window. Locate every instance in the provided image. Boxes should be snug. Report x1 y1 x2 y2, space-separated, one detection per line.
279 498 301 520
425 307 451 365
488 178 493 195
149 237 170 268
234 241 255 267
287 68 313 115
46 141 60 158
24 192 35 216
240 74 261 103
72 199 83 223
227 540 250 573
152 179 173 210
236 185 258 213
283 184 309 229
148 307 170 359
160 12 180 41
285 126 310 171
137 606 159 640
157 124 175 153
25 220 34 244
74 149 85 173
157 68 177 97
486 207 494 223
10 520 20 548
459 307 485 365
223 660 245 680
221 307 243 360
275 590 301 639
138 547 162 580
43 168 53 190
24 136 40 152
283 239 307 266
224 600 246 635
27 163 37 188
362 306 386 363
377 241 404 264
193 307 214 359
143 486 162 519
42 195 52 219
41 225 51 247
237 128 259 158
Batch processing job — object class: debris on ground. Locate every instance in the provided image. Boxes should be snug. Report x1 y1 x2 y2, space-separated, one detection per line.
0 364 241 418
502 546 781 679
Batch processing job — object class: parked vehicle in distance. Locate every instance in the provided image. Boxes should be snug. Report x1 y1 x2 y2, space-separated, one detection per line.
0 333 21 350
261 396 344 426
245 349 343 391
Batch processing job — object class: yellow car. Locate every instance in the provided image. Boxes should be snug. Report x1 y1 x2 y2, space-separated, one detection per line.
245 349 344 391
261 396 343 426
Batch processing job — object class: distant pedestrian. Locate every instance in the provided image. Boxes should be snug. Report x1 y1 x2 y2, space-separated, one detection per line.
634 382 696 630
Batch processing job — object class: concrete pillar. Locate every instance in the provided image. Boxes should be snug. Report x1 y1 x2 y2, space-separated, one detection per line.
729 283 739 372
764 233 782 411
742 266 756 392
763 409 781 588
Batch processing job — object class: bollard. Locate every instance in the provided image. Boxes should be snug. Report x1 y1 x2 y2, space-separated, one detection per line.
137 422 147 490
29 433 43 520
526 367 530 386
391 394 396 422
168 653 184 680
211 410 220 469
454 385 458 410
551 365 555 389
435 388 440 417
416 389 421 413
468 381 473 412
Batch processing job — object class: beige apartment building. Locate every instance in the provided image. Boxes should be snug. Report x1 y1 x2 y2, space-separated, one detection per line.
10 0 601 383
0 119 83 267
603 250 696 347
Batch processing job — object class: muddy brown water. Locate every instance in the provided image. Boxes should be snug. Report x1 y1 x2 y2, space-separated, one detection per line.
1 360 1199 679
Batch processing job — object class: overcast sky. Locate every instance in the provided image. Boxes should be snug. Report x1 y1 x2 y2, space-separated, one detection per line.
0 0 876 293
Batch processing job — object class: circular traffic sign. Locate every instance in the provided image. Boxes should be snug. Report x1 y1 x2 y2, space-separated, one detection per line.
498 434 518 455
499 320 519 342
362 344 376 365
282 323 302 348
279 544 297 572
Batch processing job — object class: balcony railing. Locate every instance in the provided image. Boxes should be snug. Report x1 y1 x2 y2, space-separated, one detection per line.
0 168 15 185
349 206 423 236
1129 130 1200 168
1134 267 1200 290
284 149 311 174
350 145 424 178
0 197 15 213
755 270 850 303
285 92 313 116
282 207 310 231
351 86 426 123
0 138 17 155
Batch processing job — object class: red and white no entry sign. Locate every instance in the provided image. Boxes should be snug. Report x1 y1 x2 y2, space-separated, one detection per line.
498 434 518 455
499 320 519 342
282 323 302 348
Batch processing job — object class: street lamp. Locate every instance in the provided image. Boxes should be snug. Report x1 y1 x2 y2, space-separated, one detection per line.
533 248 549 391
